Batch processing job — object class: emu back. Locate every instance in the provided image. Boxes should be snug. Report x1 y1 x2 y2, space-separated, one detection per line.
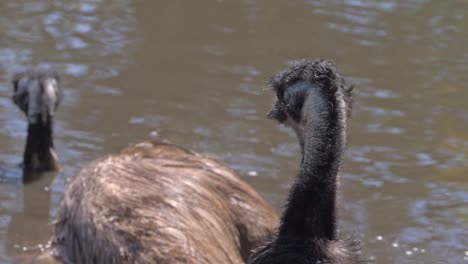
52 140 278 264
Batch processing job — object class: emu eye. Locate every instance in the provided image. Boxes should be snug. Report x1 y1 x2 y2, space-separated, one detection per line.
13 81 19 92
282 81 310 122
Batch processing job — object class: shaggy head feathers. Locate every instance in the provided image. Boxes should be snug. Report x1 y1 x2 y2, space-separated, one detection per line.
12 70 62 125
267 59 353 124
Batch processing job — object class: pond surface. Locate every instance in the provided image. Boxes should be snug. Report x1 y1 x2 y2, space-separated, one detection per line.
0 0 467 263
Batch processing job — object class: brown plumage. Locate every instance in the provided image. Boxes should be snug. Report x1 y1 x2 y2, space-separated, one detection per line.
50 139 278 263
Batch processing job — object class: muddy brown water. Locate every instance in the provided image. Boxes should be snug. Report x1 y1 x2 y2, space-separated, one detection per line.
0 1 467 263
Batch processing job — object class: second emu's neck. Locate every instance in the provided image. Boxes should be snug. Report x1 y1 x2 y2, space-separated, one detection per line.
23 118 58 173
278 88 347 243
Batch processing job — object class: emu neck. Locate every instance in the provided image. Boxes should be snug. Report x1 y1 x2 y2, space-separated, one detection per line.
23 118 59 173
278 89 346 243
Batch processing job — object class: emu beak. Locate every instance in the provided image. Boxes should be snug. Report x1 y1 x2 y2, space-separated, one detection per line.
266 109 276 119
27 78 58 125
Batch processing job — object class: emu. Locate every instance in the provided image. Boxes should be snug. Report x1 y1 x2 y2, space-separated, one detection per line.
12 70 62 180
250 59 364 264
13 70 62 175
44 91 278 262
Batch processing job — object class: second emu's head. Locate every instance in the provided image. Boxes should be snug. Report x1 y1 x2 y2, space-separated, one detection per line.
12 70 62 175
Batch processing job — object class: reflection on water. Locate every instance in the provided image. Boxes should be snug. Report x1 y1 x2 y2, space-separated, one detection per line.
4 171 56 262
0 0 138 89
0 0 467 263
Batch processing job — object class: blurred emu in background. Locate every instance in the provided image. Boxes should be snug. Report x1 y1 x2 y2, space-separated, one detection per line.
12 70 62 181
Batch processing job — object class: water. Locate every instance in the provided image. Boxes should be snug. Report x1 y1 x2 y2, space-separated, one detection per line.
0 0 467 263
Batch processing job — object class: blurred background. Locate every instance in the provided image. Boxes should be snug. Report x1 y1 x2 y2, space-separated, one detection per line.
0 0 467 263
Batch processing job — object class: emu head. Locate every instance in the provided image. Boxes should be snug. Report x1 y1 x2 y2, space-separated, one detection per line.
12 70 62 125
267 59 353 140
